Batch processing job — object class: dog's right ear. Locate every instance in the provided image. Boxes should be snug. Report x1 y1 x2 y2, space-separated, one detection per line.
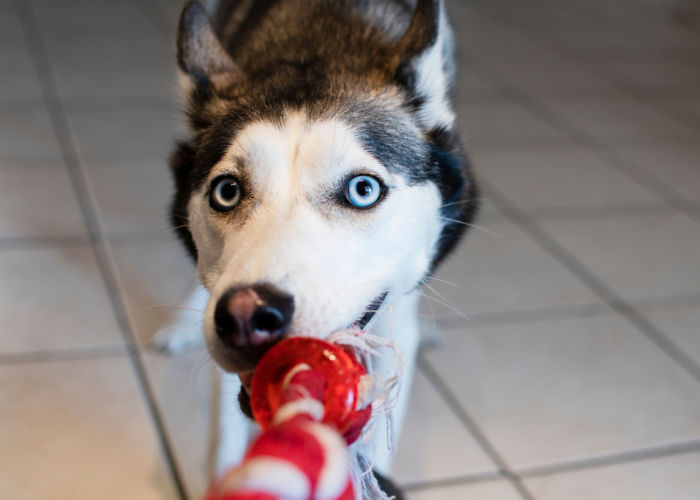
177 1 240 92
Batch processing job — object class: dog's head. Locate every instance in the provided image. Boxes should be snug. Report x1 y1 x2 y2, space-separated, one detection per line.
170 0 478 379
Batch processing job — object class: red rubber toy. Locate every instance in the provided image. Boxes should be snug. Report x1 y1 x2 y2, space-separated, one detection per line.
204 337 372 500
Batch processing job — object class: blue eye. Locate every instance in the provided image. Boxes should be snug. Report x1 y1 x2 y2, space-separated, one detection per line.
210 175 242 212
345 175 384 208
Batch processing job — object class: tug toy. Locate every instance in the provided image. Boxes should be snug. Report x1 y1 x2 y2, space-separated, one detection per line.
204 337 375 500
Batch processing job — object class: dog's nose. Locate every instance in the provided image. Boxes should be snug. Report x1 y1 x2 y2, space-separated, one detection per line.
214 284 294 347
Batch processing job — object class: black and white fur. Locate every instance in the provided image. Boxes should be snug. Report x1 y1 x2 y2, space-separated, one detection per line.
161 0 478 494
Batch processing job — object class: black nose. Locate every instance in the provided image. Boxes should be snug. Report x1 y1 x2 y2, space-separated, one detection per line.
214 284 294 348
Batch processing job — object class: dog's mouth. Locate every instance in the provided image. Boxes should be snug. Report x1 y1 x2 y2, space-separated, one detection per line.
236 291 388 418
354 291 388 331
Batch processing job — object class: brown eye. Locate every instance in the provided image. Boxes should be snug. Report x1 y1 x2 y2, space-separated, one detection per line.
210 176 242 212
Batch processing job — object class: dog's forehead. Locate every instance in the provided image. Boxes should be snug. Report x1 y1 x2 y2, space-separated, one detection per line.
213 112 387 191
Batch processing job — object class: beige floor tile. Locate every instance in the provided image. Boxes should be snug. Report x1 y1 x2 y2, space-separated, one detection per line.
546 97 698 141
0 9 43 102
49 44 177 102
424 314 700 469
32 0 176 101
474 149 661 212
0 167 87 239
109 238 198 345
407 480 522 500
448 11 551 58
420 220 600 318
151 0 182 33
67 105 182 159
0 49 44 103
458 101 570 146
85 164 173 236
142 350 212 499
525 453 700 500
0 108 62 160
617 145 700 202
487 53 617 91
471 189 506 223
0 246 123 354
668 97 700 123
604 60 700 88
0 357 176 500
541 213 700 301
641 302 700 367
543 13 699 51
393 370 496 485
32 0 159 33
526 85 634 104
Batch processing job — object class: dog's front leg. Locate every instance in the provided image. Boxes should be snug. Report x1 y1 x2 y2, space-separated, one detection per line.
361 290 421 475
151 285 209 354
207 366 258 479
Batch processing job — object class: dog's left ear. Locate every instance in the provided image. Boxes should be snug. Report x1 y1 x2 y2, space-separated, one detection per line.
394 0 441 63
177 0 241 92
391 0 455 131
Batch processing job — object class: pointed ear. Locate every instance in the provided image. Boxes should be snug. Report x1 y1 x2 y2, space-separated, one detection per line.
177 1 240 90
392 0 455 130
394 0 440 64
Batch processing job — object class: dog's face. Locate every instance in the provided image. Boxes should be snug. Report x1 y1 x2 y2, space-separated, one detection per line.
171 1 478 380
190 110 443 372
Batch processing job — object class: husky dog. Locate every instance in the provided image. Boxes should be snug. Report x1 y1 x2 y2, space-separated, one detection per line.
167 0 478 495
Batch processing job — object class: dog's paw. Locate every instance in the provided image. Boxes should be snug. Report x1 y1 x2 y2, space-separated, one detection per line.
150 327 205 355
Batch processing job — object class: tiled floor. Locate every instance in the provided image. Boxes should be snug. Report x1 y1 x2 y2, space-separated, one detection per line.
1 0 699 499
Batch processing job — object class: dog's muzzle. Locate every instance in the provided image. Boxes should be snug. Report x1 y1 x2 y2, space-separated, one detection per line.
214 283 294 371
231 289 388 419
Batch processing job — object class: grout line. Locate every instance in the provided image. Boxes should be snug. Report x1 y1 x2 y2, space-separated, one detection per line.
0 96 48 112
447 25 700 386
399 439 700 494
0 94 176 113
487 85 689 205
430 290 700 332
519 202 678 221
631 291 700 309
0 234 92 250
515 438 700 479
418 356 537 500
471 9 700 217
401 470 504 492
466 134 699 154
671 201 700 226
432 302 612 331
0 228 180 252
106 229 183 245
484 179 700 386
14 2 188 498
63 95 177 112
0 344 129 365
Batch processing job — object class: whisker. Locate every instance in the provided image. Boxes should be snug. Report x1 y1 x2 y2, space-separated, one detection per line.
423 275 460 288
171 213 190 223
439 197 479 209
421 292 470 321
422 282 460 312
420 289 439 331
148 323 204 338
440 217 504 239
